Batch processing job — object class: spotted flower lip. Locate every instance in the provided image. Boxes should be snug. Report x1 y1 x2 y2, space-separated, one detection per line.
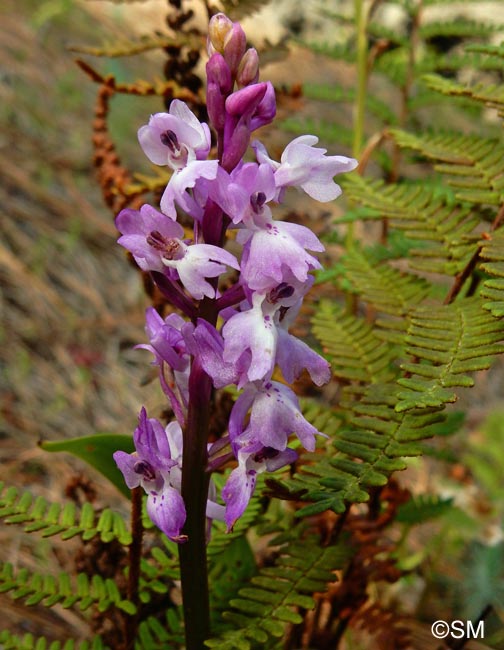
238 218 325 293
222 292 278 384
160 241 240 300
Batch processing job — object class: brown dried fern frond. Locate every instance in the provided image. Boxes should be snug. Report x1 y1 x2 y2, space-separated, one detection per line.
76 59 202 102
91 76 143 214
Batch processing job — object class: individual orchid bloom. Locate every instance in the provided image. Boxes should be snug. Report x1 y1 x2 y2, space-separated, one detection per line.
137 100 219 220
138 308 189 373
116 206 239 299
252 135 358 202
222 439 297 531
192 281 326 389
229 380 324 452
113 408 187 543
114 408 225 542
116 204 185 272
136 308 191 424
222 292 279 384
159 240 240 300
138 100 212 168
238 216 325 293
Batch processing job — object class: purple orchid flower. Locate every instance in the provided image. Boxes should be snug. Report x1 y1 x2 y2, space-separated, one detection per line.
113 408 187 543
189 318 250 389
222 440 298 531
138 308 189 373
221 292 278 383
159 240 240 300
137 100 219 220
238 217 325 293
229 162 276 227
115 205 239 299
253 135 358 202
135 308 191 425
229 380 324 452
138 100 212 167
116 204 184 271
114 408 225 542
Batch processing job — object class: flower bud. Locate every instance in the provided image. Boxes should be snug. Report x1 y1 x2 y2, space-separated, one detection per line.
236 48 259 87
222 116 251 172
223 23 247 76
226 82 267 117
208 13 233 54
250 82 276 131
206 53 232 131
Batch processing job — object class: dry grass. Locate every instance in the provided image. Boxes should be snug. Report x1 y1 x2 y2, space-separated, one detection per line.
0 1 165 640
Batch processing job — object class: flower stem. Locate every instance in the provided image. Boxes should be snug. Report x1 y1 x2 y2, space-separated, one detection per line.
124 486 143 650
179 295 218 649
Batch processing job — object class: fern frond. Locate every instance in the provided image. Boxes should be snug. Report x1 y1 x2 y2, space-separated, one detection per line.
341 249 431 318
0 631 108 650
205 539 352 650
68 33 199 58
272 295 504 514
367 21 408 46
75 59 201 102
303 83 398 125
396 494 454 524
480 228 504 317
300 41 357 64
466 42 504 59
389 129 504 206
419 18 504 41
422 73 504 118
341 175 479 274
0 483 131 544
280 116 353 148
0 562 135 614
136 609 185 650
312 301 396 382
397 298 504 411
